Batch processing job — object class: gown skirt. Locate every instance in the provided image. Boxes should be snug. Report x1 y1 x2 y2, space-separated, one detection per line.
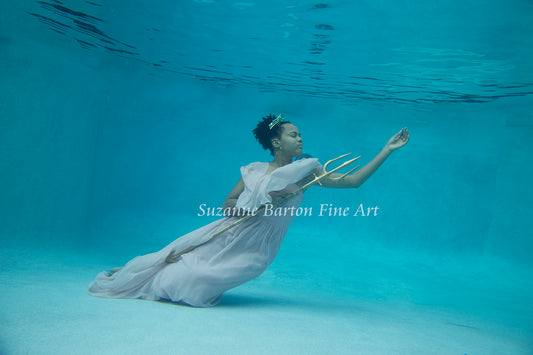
88 158 321 307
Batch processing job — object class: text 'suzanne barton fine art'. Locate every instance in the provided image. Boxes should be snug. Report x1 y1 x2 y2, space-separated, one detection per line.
197 203 380 217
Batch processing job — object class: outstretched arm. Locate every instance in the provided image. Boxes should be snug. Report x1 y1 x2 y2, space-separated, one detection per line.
318 128 409 189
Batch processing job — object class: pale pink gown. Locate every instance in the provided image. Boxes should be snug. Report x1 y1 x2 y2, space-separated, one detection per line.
88 158 320 307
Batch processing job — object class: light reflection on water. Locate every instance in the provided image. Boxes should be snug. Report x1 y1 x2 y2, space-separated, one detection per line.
26 0 533 105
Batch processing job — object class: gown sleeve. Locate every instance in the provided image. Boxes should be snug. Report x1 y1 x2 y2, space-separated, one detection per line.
235 158 321 210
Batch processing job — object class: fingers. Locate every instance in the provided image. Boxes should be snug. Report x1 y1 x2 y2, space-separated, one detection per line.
399 127 409 141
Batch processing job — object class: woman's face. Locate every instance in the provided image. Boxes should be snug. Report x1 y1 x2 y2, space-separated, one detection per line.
276 123 303 156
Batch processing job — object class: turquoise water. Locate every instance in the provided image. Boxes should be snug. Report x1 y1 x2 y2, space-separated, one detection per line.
1 0 532 353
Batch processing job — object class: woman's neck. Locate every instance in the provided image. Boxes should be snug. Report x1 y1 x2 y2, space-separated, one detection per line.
271 153 293 168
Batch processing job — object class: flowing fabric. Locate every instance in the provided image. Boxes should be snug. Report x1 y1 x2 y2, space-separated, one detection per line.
88 158 321 307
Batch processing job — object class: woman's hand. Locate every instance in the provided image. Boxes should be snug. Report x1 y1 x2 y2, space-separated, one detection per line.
165 250 180 263
385 127 409 152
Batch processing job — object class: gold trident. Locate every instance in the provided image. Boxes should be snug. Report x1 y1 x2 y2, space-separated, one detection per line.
165 153 361 263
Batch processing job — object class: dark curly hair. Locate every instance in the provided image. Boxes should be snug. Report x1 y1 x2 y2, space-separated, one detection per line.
253 114 291 156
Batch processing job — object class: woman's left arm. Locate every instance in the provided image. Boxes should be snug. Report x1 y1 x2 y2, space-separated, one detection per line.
318 128 409 189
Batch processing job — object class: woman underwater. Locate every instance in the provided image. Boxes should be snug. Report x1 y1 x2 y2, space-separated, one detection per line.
88 114 409 307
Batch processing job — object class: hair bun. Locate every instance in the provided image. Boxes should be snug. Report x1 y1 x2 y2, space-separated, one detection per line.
252 114 291 156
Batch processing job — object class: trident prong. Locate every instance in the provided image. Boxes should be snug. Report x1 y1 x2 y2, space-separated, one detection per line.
297 153 361 190
323 153 361 180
